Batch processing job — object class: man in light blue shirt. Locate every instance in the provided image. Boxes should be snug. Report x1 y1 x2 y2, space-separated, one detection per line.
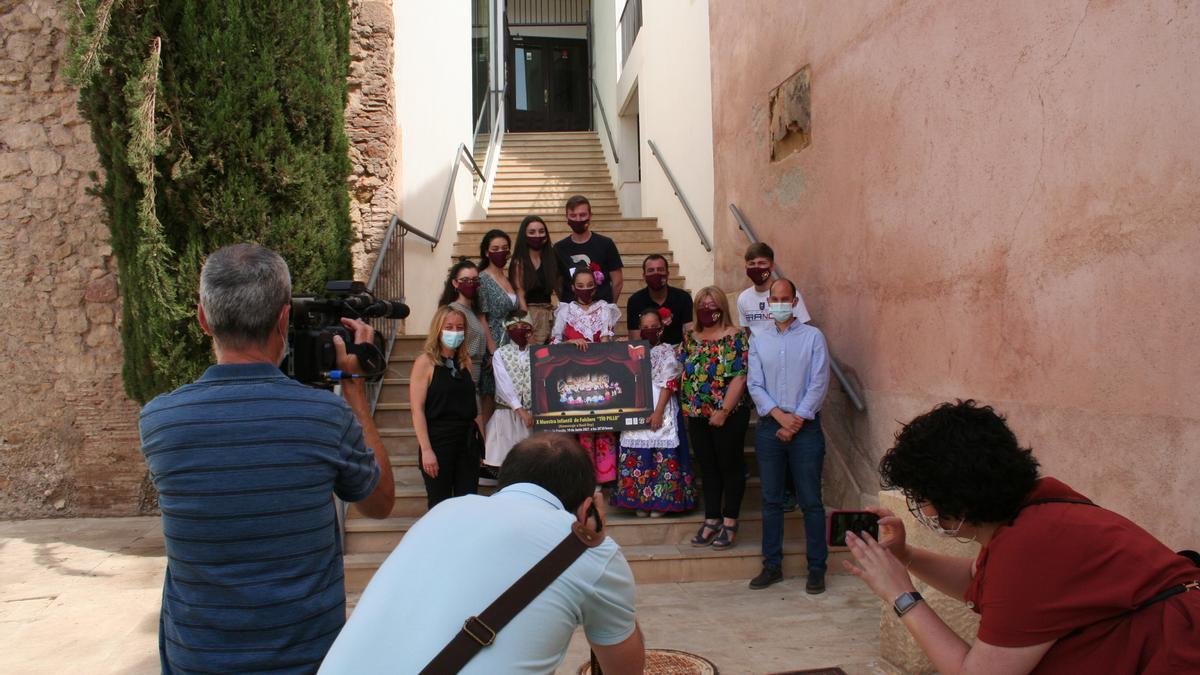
746 278 831 594
320 433 645 674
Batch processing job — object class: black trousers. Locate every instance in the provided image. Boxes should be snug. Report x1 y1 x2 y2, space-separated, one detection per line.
421 421 479 509
687 406 751 520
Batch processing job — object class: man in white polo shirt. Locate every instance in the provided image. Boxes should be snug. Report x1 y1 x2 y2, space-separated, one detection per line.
320 433 645 674
738 242 811 332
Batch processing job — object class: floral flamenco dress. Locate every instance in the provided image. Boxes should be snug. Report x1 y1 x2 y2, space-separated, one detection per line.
613 343 696 514
551 300 622 485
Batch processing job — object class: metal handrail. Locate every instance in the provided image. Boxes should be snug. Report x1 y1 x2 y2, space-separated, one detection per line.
647 139 712 252
431 144 486 249
336 212 408 543
590 78 619 164
729 202 867 413
432 87 506 250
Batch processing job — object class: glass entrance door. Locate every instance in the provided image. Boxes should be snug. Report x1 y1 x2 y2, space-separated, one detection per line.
507 37 589 132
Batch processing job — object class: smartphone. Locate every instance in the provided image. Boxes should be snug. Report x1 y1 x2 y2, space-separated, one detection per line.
586 503 603 533
827 510 880 547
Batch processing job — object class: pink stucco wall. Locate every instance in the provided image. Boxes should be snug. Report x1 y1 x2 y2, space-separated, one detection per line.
709 1 1200 548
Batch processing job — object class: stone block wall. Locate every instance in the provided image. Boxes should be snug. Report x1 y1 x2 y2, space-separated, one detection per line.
347 0 399 281
0 0 148 517
1 0 401 518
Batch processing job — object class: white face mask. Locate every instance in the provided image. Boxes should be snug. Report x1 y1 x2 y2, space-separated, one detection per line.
441 330 465 350
907 495 965 538
768 302 794 323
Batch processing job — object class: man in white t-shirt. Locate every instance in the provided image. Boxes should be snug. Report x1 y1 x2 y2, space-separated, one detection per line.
737 242 811 332
320 433 645 675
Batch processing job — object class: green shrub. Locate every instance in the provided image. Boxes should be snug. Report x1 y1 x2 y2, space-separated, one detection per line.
71 0 353 403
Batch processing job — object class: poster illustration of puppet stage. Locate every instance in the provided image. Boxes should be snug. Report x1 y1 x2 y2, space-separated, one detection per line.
530 341 654 433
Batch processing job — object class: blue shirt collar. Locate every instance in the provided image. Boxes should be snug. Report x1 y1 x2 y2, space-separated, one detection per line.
766 318 805 335
495 483 566 511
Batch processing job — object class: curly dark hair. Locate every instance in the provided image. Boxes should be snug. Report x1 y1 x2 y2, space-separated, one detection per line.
879 399 1040 524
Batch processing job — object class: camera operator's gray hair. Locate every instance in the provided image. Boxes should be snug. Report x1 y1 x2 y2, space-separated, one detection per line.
199 243 291 348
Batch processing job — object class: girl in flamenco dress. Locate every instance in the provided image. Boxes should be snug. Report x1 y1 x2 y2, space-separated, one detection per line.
551 267 622 488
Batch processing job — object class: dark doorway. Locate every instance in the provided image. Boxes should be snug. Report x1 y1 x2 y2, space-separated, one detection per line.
506 36 590 132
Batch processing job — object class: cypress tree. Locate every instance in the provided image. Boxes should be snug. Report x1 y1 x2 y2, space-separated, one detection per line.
70 1 353 403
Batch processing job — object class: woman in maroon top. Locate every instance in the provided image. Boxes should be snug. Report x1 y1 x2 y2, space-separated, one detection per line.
843 400 1199 674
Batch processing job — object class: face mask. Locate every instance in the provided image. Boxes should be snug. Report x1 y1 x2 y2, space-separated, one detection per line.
639 327 662 345
746 267 771 286
526 234 548 250
506 326 532 348
486 251 509 268
567 218 590 234
907 496 966 538
769 302 794 322
574 287 595 304
697 307 722 328
441 330 465 350
455 278 479 299
644 272 667 290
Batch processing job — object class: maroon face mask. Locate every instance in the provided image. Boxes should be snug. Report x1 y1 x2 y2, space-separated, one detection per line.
506 326 532 348
644 272 668 291
574 287 595 304
697 307 722 327
746 267 771 285
487 251 510 269
456 278 480 299
640 327 662 345
567 219 590 234
526 234 548 250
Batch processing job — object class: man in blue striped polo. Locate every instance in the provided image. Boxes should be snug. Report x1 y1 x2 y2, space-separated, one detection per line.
139 243 395 673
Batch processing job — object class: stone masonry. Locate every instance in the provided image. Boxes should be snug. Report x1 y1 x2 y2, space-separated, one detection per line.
347 0 398 280
0 0 146 517
1 0 399 518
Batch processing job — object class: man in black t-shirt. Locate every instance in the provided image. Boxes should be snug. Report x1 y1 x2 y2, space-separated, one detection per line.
554 195 624 304
625 254 693 345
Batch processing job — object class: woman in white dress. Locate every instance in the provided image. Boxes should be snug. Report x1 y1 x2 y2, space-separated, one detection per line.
612 309 696 516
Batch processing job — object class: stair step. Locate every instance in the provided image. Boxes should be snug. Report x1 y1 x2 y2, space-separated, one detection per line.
488 195 620 206
342 507 802 554
344 542 846 592
376 378 411 404
374 402 413 429
450 242 671 258
463 217 659 227
503 132 600 140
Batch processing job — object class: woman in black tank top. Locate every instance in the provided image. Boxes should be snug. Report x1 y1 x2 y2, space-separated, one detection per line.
410 306 481 508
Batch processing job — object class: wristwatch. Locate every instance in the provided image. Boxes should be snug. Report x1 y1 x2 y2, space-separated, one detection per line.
893 591 924 617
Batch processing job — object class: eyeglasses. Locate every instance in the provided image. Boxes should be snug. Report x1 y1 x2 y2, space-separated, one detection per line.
905 494 964 537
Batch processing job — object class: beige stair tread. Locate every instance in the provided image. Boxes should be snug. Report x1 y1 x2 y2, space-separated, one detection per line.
345 540 811 573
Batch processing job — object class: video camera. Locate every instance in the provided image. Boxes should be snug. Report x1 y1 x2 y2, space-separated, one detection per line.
285 280 410 388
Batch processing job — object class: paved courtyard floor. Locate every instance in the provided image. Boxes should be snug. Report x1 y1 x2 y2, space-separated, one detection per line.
0 517 898 674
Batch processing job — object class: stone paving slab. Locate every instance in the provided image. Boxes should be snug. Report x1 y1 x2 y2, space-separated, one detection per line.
559 575 901 674
0 517 164 675
1 517 898 674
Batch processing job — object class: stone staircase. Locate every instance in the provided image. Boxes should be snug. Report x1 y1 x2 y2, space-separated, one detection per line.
342 132 838 593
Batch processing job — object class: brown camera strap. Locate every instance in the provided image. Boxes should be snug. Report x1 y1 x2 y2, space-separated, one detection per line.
419 521 604 675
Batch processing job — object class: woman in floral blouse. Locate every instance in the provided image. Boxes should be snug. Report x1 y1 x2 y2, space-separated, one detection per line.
678 286 750 549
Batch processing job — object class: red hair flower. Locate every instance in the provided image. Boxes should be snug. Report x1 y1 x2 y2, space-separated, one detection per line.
656 307 673 320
